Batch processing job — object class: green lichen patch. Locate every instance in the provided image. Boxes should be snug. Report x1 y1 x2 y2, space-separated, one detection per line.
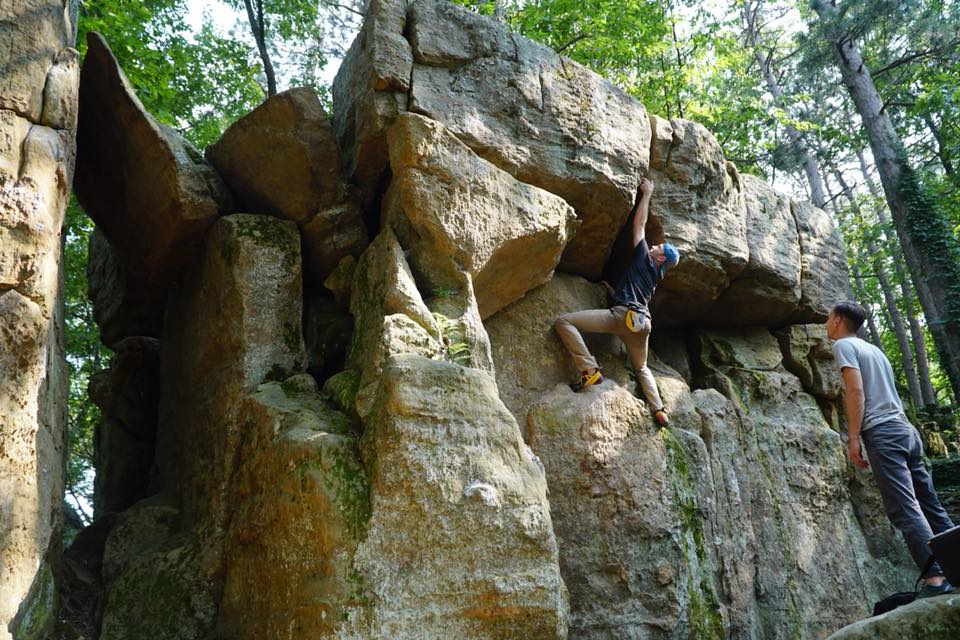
659 428 726 640
230 214 299 271
296 440 371 541
324 369 361 416
11 563 55 640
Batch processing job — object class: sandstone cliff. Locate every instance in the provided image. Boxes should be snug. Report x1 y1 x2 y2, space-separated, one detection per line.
4 1 949 639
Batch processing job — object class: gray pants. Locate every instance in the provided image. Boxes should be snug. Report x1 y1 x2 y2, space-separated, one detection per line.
862 419 955 577
554 305 664 410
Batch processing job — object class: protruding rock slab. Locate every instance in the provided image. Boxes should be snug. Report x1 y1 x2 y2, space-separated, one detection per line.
385 113 577 318
709 173 802 325
332 0 412 209
612 115 747 324
790 198 850 323
348 354 569 638
74 32 230 285
156 214 306 531
90 337 161 518
205 87 369 284
407 0 649 278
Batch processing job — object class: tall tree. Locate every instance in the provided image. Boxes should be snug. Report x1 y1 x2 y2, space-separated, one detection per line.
740 0 827 206
810 0 960 404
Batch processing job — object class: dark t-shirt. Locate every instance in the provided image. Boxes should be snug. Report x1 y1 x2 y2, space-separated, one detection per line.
613 239 658 310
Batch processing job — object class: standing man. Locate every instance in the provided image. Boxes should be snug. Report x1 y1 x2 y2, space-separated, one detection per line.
554 177 680 426
826 301 955 597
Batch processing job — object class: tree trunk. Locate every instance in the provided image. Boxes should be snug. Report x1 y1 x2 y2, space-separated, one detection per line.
812 0 960 405
923 112 955 177
822 172 885 348
832 169 928 408
854 145 939 404
243 0 277 96
742 0 827 207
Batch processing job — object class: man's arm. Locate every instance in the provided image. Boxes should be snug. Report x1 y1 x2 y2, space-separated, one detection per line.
841 367 869 468
631 178 654 247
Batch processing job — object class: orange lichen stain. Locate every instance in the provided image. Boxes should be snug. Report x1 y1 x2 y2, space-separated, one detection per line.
462 592 523 621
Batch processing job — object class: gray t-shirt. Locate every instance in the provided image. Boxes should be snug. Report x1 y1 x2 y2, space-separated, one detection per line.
831 336 906 431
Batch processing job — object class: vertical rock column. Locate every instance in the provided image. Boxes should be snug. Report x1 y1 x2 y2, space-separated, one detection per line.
0 1 78 637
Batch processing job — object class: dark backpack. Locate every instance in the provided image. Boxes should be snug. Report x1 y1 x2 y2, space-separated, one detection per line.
871 528 960 618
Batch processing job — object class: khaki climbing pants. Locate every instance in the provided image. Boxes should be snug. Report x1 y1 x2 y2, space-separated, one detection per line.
554 305 664 410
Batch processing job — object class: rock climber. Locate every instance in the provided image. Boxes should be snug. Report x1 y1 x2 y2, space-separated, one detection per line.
826 300 956 597
554 177 680 426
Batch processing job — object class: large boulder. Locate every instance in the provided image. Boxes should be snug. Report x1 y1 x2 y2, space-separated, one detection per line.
406 0 650 278
0 2 77 636
216 375 368 639
709 173 802 325
156 214 306 532
205 87 369 285
527 383 722 638
332 0 412 210
385 113 577 318
343 354 569 638
74 32 231 285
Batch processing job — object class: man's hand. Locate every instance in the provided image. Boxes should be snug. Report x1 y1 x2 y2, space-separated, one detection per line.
638 177 654 198
848 439 869 468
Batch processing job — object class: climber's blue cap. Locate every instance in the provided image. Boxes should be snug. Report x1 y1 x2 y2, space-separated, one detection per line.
659 243 680 280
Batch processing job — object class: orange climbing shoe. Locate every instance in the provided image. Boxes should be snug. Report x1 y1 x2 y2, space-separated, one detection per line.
571 369 604 392
653 409 669 426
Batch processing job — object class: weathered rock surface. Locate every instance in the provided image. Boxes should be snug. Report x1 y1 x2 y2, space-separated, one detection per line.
614 115 748 324
89 337 161 518
406 0 649 278
825 593 960 639
345 354 569 639
385 113 577 318
74 32 230 285
156 214 306 532
790 198 852 323
205 87 369 285
486 272 633 426
710 173 802 325
86 228 166 347
216 375 367 639
0 2 76 637
332 0 411 210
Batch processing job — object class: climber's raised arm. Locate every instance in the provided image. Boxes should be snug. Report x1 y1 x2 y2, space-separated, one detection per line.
631 177 654 247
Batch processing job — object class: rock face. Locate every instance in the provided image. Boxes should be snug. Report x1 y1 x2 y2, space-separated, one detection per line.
384 113 578 318
90 337 161 518
86 228 166 347
26 1 939 639
0 1 77 637
73 33 230 286
206 88 369 285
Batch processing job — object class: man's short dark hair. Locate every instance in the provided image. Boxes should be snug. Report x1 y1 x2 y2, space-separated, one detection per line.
831 300 867 332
